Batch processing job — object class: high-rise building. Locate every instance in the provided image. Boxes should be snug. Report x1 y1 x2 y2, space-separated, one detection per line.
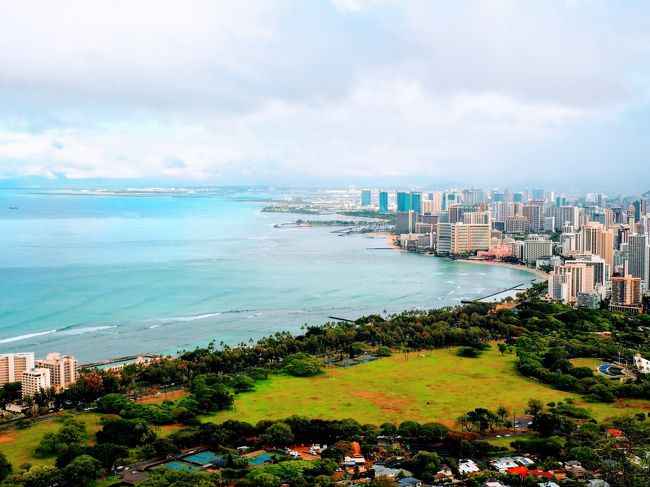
579 222 614 273
21 368 51 399
410 192 422 214
523 203 544 232
628 234 649 290
396 210 418 234
396 191 411 212
548 272 571 303
553 206 580 231
505 215 529 234
552 263 595 303
532 189 545 201
513 192 523 203
610 275 643 313
523 235 553 265
35 353 77 392
379 191 388 213
436 223 490 254
0 353 35 387
361 189 371 207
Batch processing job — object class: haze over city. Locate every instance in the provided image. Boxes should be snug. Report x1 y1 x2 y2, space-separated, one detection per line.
1 0 650 191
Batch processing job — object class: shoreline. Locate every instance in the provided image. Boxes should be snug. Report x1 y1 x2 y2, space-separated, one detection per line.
450 258 549 281
383 234 548 281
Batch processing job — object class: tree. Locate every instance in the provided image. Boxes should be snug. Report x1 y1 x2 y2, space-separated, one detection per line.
153 438 180 458
262 422 294 447
498 343 508 355
496 405 509 421
63 454 101 486
283 353 323 377
526 398 544 418
0 453 11 482
139 469 219 486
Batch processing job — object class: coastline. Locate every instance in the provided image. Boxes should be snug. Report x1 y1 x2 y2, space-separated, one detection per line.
450 258 549 281
383 234 548 281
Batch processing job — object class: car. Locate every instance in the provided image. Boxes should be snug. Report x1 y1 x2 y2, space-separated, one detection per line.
504 434 512 437
496 435 502 438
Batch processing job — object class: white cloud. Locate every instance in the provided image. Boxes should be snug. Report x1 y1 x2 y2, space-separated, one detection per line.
0 0 649 186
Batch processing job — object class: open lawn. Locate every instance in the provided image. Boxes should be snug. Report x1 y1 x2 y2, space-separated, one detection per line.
570 357 602 370
205 346 650 427
0 412 102 468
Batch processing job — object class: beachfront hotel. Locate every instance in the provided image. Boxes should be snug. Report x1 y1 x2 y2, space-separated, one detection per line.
0 352 35 387
21 368 51 399
35 352 78 392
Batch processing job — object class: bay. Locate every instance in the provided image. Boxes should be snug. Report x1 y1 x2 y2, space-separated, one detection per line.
0 188 535 362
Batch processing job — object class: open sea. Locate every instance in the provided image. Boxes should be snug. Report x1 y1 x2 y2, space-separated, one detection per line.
0 188 536 362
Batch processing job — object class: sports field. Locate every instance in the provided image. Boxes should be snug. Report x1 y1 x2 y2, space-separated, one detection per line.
205 346 650 426
0 413 101 468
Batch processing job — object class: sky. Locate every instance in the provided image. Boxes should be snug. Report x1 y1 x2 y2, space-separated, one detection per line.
0 0 649 191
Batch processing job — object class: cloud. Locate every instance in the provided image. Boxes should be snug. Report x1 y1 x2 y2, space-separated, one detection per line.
0 0 649 189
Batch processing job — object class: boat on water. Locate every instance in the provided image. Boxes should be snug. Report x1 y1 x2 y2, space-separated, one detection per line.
8 206 18 210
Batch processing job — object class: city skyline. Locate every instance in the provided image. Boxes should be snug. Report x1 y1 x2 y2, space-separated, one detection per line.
1 1 650 190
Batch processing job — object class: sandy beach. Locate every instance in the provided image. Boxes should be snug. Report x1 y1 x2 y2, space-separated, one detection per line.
383 234 548 281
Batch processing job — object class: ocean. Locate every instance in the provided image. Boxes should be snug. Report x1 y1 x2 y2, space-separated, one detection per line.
0 188 535 362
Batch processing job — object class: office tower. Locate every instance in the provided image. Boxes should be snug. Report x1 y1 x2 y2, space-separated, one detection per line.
396 211 418 234
628 234 650 289
379 191 388 213
633 198 647 223
532 189 545 201
396 191 411 212
410 192 422 214
436 222 490 254
493 192 504 202
35 353 77 392
555 196 567 207
361 189 371 207
0 353 35 387
523 235 553 265
21 368 51 399
579 222 614 272
513 192 523 203
448 205 464 223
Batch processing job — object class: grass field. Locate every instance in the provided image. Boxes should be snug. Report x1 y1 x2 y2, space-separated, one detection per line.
205 346 650 427
570 357 602 369
0 413 102 468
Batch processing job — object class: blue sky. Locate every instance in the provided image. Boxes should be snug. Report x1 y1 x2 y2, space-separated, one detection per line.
1 0 649 192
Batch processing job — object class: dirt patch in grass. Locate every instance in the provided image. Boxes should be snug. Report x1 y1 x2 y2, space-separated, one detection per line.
349 390 414 416
0 431 17 444
136 389 187 404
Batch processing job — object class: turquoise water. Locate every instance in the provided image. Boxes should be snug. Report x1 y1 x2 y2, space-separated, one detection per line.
0 188 535 362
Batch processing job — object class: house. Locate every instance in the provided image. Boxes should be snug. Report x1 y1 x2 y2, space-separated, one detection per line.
434 465 454 481
586 480 610 487
506 466 553 479
398 478 423 487
481 481 509 487
490 457 519 472
343 455 366 466
513 456 534 467
459 459 480 475
373 465 412 478
606 428 624 438
539 483 560 487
